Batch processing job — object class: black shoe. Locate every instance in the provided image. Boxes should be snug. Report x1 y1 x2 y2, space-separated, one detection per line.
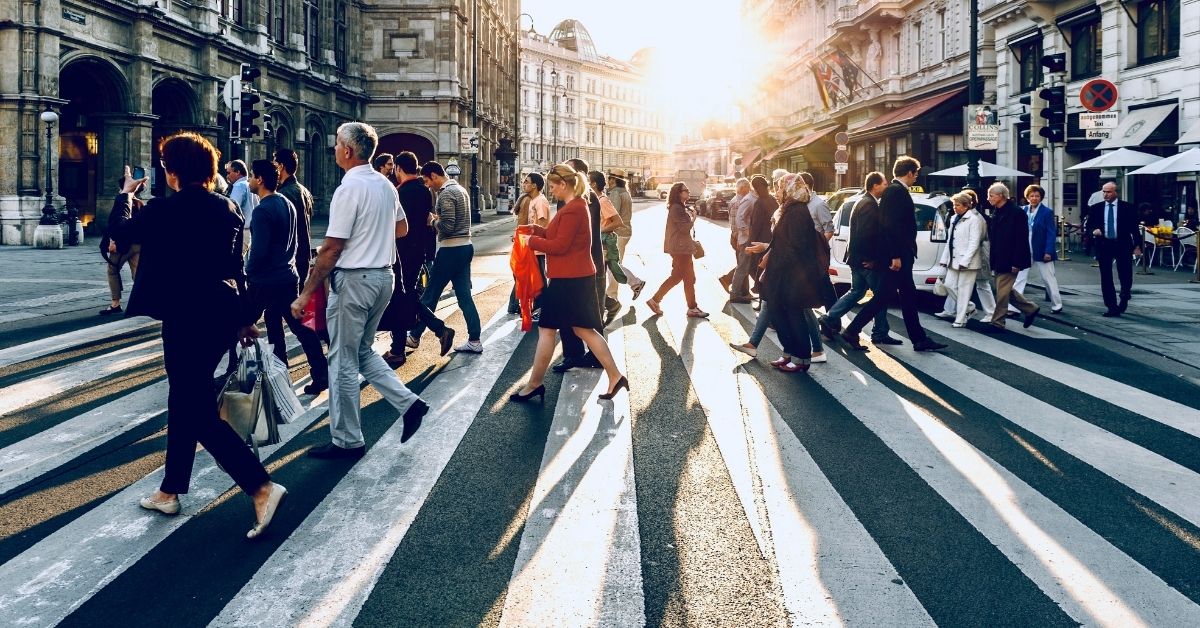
1117 300 1128 313
303 380 328 396
912 339 948 352
578 353 603 369
1023 309 1039 329
510 384 546 403
840 331 869 351
308 443 366 460
437 328 456 357
552 357 581 373
99 305 122 316
598 376 629 400
1102 309 1121 317
818 316 840 341
401 399 428 443
871 335 903 346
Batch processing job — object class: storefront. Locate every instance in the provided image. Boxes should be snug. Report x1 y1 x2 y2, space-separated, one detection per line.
1095 102 1185 220
846 88 970 192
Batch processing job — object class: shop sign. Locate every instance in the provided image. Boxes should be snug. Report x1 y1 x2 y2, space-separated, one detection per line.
964 105 999 151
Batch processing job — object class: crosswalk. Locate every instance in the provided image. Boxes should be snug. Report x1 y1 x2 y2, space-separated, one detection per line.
1 262 1200 627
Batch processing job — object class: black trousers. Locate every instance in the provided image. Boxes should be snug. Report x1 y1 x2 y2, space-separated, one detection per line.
845 263 929 343
1095 239 1133 310
774 302 813 360
160 318 270 495
248 281 329 385
395 250 445 352
560 265 606 359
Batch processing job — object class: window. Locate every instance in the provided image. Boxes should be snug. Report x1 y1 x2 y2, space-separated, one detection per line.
269 0 285 43
1013 37 1043 94
891 33 901 74
222 0 243 24
1070 20 1102 78
913 22 923 68
391 35 418 59
334 2 347 69
566 76 574 90
1137 0 1180 64
304 0 319 59
522 65 528 81
936 10 946 60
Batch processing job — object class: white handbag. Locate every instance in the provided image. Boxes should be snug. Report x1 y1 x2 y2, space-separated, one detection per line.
933 277 949 297
217 342 281 451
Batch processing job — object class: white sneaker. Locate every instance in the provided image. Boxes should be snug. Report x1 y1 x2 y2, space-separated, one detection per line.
810 352 827 363
455 340 484 353
979 312 994 321
934 311 955 320
405 334 419 349
966 303 977 316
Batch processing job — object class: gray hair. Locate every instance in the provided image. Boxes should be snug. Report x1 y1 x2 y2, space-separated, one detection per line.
987 182 1010 199
771 168 789 183
735 177 750 191
951 191 976 209
336 122 379 162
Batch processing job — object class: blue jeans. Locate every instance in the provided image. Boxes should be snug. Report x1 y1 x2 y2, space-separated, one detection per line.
750 299 772 346
826 265 891 339
410 244 482 342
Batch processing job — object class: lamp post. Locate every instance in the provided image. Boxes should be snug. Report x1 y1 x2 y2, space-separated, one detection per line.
552 83 566 164
965 0 980 194
469 0 482 223
39 108 59 226
539 60 556 167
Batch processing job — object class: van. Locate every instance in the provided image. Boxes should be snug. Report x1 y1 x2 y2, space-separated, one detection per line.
828 191 952 292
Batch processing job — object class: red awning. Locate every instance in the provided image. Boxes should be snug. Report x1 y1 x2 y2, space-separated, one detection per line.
774 126 840 157
739 148 762 169
855 88 965 134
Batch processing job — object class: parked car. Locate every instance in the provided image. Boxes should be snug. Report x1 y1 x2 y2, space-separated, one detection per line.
828 190 951 293
699 184 737 219
655 183 673 199
824 187 862 216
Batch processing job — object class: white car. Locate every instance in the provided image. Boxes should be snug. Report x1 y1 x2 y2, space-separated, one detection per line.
828 191 952 292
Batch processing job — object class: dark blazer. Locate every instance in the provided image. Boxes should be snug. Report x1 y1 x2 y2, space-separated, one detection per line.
396 177 436 264
880 179 918 262
748 195 777 245
1085 198 1140 253
848 194 887 268
277 176 313 285
761 200 828 309
107 185 250 324
989 198 1033 272
1022 202 1057 261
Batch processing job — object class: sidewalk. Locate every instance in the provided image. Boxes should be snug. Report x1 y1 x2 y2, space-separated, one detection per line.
1027 253 1200 371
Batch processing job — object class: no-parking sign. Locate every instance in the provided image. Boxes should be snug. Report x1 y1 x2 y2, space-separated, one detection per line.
1080 79 1118 113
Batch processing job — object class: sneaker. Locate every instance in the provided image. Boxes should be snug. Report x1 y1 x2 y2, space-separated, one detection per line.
99 305 123 316
966 303 977 316
455 339 484 353
630 281 646 301
810 352 827 364
405 334 420 349
686 308 709 318
730 342 757 357
933 311 955 320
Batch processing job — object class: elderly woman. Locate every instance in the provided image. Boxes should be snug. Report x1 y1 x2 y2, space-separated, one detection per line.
745 174 828 372
646 183 708 318
106 132 286 539
937 191 986 327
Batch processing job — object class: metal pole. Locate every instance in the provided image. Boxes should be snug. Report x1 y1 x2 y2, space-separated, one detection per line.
965 0 980 193
600 121 605 173
40 117 58 225
470 0 481 222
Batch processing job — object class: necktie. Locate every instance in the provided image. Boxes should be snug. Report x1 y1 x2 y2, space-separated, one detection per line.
1106 203 1116 239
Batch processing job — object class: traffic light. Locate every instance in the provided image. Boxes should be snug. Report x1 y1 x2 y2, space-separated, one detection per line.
1038 85 1066 144
238 63 262 138
1018 92 1045 146
1040 53 1067 75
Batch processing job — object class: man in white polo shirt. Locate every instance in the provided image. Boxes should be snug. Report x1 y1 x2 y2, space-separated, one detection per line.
292 121 429 459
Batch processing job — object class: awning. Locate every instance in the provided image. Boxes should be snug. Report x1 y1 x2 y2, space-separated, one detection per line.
854 89 965 134
1096 104 1176 149
738 148 762 169
1178 120 1200 145
774 126 840 157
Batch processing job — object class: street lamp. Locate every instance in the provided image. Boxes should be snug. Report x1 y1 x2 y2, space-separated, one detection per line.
552 83 566 164
470 0 482 223
39 108 59 226
539 60 556 167
965 0 980 194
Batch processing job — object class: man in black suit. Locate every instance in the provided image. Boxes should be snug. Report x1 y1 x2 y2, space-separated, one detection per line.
840 157 947 352
1086 181 1141 316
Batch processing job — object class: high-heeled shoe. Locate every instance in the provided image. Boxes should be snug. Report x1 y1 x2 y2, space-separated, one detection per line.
598 376 629 400
510 384 545 403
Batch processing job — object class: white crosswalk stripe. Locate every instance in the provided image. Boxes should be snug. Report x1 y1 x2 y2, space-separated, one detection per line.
1 273 1199 627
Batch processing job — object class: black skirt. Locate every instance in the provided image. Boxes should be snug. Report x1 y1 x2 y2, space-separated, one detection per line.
537 276 602 330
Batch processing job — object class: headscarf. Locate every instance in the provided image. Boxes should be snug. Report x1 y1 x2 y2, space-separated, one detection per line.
775 173 812 204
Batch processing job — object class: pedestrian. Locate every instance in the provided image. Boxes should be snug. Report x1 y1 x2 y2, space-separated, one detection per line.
1015 184 1063 313
799 171 839 311
510 164 628 403
99 175 142 316
603 168 644 308
225 159 258 251
985 182 1040 331
372 152 398 186
729 175 780 356
818 172 897 344
745 174 827 372
838 156 947 352
552 157 606 373
291 122 429 459
935 188 998 322
1086 181 1141 316
720 178 757 304
244 159 329 394
508 172 551 316
273 149 314 294
1181 200 1198 230
383 152 455 365
936 191 986 327
107 135 285 539
404 161 484 353
589 170 645 325
645 183 708 319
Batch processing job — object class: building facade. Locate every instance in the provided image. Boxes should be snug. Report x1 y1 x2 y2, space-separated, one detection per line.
518 20 669 190
1 0 520 245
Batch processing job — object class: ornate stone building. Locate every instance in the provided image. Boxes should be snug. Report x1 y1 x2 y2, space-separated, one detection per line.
0 0 519 245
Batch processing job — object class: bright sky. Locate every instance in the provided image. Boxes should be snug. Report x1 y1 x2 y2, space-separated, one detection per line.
521 0 756 126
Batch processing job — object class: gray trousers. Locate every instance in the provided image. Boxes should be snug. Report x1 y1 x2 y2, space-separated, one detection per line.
730 245 754 298
327 267 421 449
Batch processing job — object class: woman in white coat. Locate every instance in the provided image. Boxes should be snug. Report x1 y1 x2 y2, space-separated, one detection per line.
938 191 987 327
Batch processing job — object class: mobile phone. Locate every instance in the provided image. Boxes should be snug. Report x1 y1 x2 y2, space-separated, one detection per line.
132 166 146 180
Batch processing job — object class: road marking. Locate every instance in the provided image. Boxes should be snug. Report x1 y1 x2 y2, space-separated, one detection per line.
0 289 111 310
499 324 644 627
0 340 162 419
752 317 1200 627
915 312 1200 439
878 341 1200 530
213 309 522 627
0 318 158 369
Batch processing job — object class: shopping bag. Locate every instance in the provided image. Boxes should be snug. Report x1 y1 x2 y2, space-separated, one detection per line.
256 338 304 424
217 344 281 450
301 282 328 333
933 277 948 297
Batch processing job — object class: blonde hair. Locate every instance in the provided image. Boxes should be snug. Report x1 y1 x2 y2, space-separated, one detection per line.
547 163 586 198
951 191 976 209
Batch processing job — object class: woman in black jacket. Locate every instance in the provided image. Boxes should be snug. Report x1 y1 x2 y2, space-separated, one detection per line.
107 132 286 539
645 183 708 318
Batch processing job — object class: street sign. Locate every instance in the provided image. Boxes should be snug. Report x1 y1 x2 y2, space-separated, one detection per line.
459 128 480 154
834 131 849 145
446 158 462 177
1079 112 1119 129
222 77 237 110
1080 79 1118 113
1085 129 1112 140
833 149 850 163
834 163 849 174
965 105 999 151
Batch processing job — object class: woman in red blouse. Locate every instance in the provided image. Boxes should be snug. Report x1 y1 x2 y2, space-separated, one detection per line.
511 164 628 402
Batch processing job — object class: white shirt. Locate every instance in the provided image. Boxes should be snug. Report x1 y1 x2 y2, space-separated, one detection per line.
327 164 406 269
230 178 258 225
